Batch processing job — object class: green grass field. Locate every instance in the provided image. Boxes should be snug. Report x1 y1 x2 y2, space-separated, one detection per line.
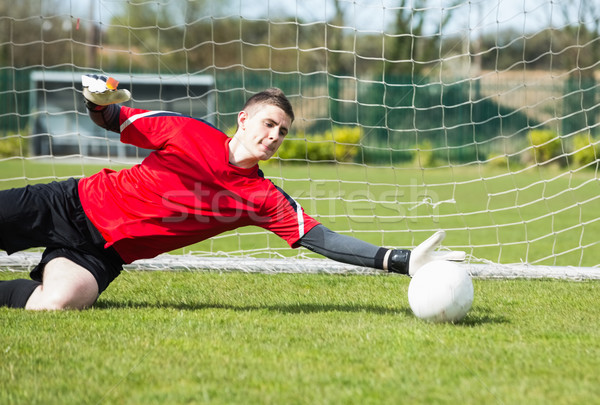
1 271 599 404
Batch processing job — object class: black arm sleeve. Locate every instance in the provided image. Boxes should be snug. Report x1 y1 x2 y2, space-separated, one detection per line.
298 224 411 274
299 224 389 269
84 100 121 133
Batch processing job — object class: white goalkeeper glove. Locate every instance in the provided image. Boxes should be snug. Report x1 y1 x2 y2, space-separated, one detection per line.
387 230 465 276
82 74 131 106
408 230 465 276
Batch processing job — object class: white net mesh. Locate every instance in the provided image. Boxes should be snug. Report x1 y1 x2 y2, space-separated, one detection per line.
0 0 599 277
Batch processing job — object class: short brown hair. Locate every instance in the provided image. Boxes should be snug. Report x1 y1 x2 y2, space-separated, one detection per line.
242 88 295 122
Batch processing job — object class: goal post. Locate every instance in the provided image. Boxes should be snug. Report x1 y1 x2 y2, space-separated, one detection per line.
0 0 599 278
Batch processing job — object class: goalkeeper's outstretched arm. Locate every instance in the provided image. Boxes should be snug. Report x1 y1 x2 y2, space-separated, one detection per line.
299 224 465 276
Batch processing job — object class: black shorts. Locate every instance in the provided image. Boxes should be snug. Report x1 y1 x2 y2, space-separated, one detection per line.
0 178 125 293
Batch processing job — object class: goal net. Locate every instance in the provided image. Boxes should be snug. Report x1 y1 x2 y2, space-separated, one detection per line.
1 0 599 279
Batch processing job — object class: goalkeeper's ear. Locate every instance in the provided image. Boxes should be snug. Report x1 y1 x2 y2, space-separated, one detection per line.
81 74 131 107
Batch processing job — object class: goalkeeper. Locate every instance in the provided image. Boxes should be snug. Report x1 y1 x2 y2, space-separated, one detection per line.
0 74 465 310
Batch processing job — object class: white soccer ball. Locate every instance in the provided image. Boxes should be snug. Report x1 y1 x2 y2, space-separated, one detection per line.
408 260 474 323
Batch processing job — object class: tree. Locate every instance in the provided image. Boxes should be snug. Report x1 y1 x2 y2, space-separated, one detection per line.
0 0 87 68
557 0 600 136
384 0 459 77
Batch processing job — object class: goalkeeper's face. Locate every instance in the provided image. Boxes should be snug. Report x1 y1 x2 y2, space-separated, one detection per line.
237 104 291 161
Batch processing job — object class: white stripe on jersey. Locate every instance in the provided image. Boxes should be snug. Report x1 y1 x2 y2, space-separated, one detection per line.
291 196 305 239
270 182 307 241
120 110 173 132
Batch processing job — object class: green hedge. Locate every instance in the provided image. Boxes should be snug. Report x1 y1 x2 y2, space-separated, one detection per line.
276 126 361 162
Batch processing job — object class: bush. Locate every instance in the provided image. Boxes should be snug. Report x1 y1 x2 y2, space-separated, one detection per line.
0 134 26 158
527 129 563 165
276 126 361 162
329 126 362 162
487 153 509 168
571 133 599 168
413 140 436 168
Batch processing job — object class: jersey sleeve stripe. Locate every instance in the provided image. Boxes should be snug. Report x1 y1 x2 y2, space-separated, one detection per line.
120 111 182 132
273 184 306 239
293 196 305 238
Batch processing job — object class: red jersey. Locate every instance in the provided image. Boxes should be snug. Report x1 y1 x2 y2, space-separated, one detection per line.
78 106 320 263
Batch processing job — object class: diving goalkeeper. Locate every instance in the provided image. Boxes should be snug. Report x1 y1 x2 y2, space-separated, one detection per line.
0 74 465 310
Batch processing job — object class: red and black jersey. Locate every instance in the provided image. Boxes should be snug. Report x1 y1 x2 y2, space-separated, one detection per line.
78 106 319 264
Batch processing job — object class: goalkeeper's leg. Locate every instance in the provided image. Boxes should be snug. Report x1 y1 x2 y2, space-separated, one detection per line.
0 258 98 310
24 257 99 310
0 180 122 309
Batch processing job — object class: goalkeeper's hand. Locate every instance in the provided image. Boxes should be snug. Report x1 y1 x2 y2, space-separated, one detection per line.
82 74 131 106
408 230 465 276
